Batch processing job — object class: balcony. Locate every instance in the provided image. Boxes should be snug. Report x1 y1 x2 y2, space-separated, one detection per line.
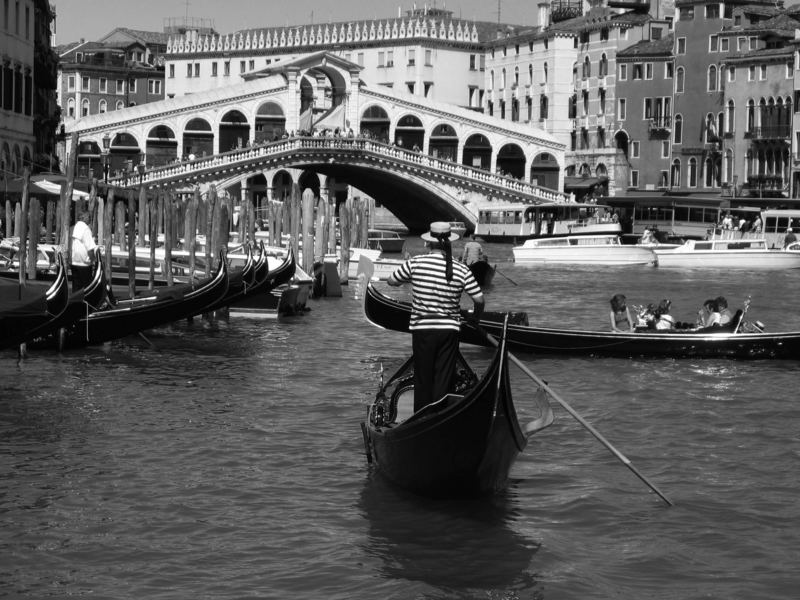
743 125 791 141
746 174 787 197
648 116 672 138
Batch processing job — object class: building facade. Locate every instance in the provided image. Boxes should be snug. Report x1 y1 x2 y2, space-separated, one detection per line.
1 0 58 178
56 29 169 176
164 7 491 112
616 33 675 192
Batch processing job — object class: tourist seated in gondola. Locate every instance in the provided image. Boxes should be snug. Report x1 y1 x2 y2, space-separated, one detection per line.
697 299 721 328
633 302 657 329
654 299 675 330
609 293 634 332
716 296 734 326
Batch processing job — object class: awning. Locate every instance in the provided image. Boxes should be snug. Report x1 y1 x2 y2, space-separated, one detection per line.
0 178 90 199
36 180 90 198
564 176 608 190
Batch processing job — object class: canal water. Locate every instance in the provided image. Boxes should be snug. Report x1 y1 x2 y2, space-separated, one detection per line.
2 240 799 599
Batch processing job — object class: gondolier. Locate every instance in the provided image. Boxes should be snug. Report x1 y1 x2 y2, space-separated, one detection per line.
387 221 484 412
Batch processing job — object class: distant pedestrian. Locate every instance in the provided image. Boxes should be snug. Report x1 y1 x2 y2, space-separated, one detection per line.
71 209 97 292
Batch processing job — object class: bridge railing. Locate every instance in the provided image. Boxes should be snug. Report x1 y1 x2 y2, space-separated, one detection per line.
112 136 567 203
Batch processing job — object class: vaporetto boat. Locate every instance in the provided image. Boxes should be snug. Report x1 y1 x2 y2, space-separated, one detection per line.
653 237 800 269
512 234 657 266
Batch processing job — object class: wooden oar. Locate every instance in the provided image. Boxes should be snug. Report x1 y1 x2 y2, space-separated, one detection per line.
493 267 518 286
473 322 673 507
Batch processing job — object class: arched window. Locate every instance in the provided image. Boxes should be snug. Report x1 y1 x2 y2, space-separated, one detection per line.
116 100 125 110
745 149 753 177
708 65 717 91
81 98 90 117
676 67 685 93
747 99 755 132
528 64 533 86
514 66 519 87
704 157 714 187
599 53 608 77
67 98 75 117
671 158 681 187
489 70 495 91
543 62 548 83
583 56 591 79
99 99 107 114
501 68 506 89
673 114 683 144
724 149 733 184
689 157 698 187
726 100 735 134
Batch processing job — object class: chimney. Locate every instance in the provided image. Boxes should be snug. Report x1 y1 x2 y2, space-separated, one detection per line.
538 2 551 28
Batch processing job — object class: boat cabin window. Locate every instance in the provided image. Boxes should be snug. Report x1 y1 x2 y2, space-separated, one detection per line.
764 215 792 234
695 242 713 250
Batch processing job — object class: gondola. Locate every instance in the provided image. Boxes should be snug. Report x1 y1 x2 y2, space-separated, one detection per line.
468 259 496 287
200 244 258 313
0 253 70 350
364 283 800 359
228 247 297 317
361 313 554 496
26 252 108 350
60 250 229 347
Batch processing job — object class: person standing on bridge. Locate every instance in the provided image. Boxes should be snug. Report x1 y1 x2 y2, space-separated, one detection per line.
387 222 485 413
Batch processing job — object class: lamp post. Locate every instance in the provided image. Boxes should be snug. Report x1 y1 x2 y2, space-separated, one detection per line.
101 133 111 182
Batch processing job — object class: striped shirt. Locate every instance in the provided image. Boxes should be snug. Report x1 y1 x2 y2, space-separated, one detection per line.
390 253 482 331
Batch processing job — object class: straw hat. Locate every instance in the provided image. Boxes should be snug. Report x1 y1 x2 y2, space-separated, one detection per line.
421 221 460 242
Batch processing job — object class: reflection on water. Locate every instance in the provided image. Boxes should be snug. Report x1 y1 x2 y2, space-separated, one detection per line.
3 257 800 599
358 473 541 595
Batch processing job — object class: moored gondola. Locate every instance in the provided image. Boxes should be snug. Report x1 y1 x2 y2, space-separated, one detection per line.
200 244 259 314
228 247 297 318
0 253 70 350
364 282 800 359
60 250 229 347
361 310 554 496
26 251 108 350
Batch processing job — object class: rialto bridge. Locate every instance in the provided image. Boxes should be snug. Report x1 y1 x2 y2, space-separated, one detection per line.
63 52 567 231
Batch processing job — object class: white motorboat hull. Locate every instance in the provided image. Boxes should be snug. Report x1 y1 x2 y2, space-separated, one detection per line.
513 245 656 266
654 249 800 269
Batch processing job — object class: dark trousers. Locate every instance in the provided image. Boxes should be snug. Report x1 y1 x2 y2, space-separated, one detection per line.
411 329 459 413
71 265 93 293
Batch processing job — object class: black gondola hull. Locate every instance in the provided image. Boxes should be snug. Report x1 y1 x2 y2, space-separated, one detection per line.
0 256 70 349
364 283 800 359
64 255 229 346
364 328 528 496
468 261 495 287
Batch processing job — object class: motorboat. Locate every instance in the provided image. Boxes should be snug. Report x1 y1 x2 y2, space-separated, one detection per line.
512 234 657 266
475 202 621 243
367 229 406 253
653 237 800 269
